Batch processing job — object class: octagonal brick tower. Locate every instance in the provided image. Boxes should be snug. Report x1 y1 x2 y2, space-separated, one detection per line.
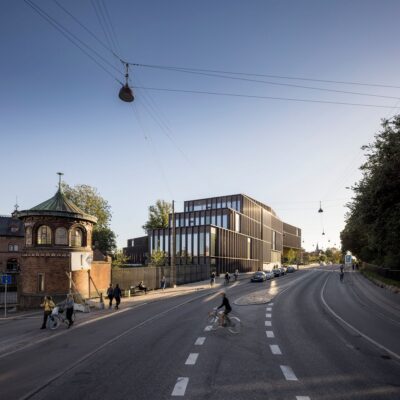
17 182 98 308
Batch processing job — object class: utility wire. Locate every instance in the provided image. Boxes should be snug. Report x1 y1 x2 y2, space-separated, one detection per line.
133 85 396 109
132 65 400 101
25 0 123 83
131 63 400 90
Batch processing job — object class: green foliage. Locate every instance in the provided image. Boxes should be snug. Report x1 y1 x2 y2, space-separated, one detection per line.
93 227 117 254
286 249 297 263
150 249 166 266
112 249 129 268
62 183 112 229
62 183 116 254
341 115 400 269
142 200 172 233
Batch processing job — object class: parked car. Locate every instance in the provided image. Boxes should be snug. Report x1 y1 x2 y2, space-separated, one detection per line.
251 271 267 282
286 266 296 273
272 268 282 277
280 267 287 275
264 270 274 280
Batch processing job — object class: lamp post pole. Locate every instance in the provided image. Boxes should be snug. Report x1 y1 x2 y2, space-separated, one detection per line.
170 200 175 287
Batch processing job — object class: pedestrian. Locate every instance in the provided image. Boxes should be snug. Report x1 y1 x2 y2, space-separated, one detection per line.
114 284 122 310
107 283 114 309
160 276 166 291
40 295 55 329
234 269 239 281
64 293 74 328
210 271 216 287
224 272 230 285
352 263 355 271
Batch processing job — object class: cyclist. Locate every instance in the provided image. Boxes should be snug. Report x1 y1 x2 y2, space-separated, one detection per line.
217 292 232 326
64 293 74 328
339 264 344 282
224 272 230 285
210 271 216 287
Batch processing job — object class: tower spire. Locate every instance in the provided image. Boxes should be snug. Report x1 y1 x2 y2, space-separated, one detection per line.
57 172 64 191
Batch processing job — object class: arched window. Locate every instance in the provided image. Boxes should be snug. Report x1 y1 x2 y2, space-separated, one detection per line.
70 227 83 247
26 226 32 246
55 227 68 245
37 225 52 245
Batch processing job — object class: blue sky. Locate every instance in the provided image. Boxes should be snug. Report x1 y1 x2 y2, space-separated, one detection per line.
1 0 400 250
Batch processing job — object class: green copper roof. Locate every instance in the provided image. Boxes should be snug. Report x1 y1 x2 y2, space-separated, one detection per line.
18 189 97 223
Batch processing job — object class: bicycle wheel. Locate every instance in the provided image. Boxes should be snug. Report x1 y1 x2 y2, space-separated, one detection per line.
47 315 60 330
227 316 241 334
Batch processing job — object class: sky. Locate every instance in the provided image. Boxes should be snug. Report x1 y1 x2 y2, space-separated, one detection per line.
1 0 400 250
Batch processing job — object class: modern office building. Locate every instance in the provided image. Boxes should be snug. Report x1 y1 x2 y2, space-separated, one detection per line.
125 194 301 274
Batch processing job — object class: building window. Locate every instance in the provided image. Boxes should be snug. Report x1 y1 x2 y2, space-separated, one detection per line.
222 214 228 229
199 231 205 256
272 231 276 250
38 273 45 292
70 228 83 247
247 238 251 259
8 244 19 252
181 232 186 256
10 226 19 233
210 227 216 256
235 214 240 232
25 226 32 246
165 234 169 255
205 231 210 256
7 258 18 271
37 225 52 245
193 232 198 256
187 232 192 257
55 227 68 245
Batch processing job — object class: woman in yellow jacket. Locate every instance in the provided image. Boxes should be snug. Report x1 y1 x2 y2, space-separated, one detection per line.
40 296 55 329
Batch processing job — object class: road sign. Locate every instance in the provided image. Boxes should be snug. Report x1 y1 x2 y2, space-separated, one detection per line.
345 254 352 266
1 275 12 285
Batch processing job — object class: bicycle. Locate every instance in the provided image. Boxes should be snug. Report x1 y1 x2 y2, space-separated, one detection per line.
207 309 241 334
47 306 75 330
340 271 344 283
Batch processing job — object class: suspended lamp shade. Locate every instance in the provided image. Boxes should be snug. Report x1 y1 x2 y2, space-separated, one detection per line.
318 200 323 213
119 84 134 102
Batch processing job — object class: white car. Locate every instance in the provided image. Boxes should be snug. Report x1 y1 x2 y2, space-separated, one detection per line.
264 270 274 280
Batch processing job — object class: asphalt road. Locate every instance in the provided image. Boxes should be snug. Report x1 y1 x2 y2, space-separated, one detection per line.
1 266 399 400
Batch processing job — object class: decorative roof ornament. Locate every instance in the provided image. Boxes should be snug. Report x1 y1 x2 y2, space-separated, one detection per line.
318 200 323 213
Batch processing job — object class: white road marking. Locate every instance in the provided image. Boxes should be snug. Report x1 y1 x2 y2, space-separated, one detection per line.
195 337 206 345
269 302 274 306
266 307 272 311
321 276 400 361
266 313 272 318
266 331 274 338
172 377 189 396
265 321 272 326
204 325 212 331
185 353 199 365
270 344 282 355
296 397 311 400
280 365 298 381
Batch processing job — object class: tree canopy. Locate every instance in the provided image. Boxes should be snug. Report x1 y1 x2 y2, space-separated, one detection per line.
62 183 116 254
142 200 172 233
341 115 400 269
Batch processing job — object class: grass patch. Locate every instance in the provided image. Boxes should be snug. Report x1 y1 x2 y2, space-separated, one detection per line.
360 268 400 289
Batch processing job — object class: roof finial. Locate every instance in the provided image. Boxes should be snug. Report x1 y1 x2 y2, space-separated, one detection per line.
14 196 19 211
57 172 64 191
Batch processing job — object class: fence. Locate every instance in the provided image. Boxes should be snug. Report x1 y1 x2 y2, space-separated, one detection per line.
362 263 400 281
112 264 211 292
0 291 18 306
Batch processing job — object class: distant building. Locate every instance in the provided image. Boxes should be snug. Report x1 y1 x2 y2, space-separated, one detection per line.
125 194 301 274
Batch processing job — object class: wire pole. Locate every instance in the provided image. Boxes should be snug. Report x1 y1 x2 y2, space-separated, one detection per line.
170 200 175 287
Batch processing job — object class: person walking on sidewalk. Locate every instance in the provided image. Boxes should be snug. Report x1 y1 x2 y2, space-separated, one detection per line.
40 296 55 329
161 276 166 291
114 284 122 310
107 284 114 309
64 293 74 328
210 271 216 287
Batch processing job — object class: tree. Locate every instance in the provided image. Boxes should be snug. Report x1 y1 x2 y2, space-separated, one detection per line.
341 115 400 268
150 249 166 266
112 249 129 268
62 183 116 254
142 200 172 233
93 227 117 254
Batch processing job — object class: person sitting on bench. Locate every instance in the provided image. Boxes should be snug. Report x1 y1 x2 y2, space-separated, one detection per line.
138 281 147 294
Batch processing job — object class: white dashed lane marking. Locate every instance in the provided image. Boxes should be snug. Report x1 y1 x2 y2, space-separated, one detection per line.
265 313 272 318
185 353 199 365
270 345 282 355
195 337 206 345
269 302 274 306
266 307 272 311
296 397 311 400
280 365 298 381
204 325 212 332
265 321 272 326
172 377 189 396
266 331 275 338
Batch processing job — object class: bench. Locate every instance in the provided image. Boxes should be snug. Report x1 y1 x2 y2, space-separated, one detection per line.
129 285 148 296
